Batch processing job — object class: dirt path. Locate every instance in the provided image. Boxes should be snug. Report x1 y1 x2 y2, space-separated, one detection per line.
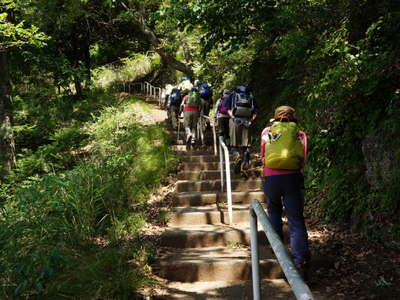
131 99 167 125
305 212 400 300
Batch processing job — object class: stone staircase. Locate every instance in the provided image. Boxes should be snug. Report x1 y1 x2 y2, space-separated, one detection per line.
153 125 297 299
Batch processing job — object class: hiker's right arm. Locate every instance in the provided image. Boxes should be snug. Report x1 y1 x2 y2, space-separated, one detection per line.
225 94 235 118
260 127 270 161
298 130 308 164
180 96 186 112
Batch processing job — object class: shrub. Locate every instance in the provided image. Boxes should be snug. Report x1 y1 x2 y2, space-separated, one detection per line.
1 98 178 298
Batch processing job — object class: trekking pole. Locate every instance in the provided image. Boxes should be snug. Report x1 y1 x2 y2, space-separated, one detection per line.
177 116 181 144
199 117 204 146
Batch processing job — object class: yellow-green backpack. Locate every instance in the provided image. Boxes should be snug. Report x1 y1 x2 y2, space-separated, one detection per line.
264 122 304 170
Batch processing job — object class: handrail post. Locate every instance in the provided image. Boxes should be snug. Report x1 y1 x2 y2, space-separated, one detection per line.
177 116 181 144
199 117 204 146
219 136 233 224
198 116 202 146
224 147 232 224
219 142 224 192
250 207 261 300
212 119 217 155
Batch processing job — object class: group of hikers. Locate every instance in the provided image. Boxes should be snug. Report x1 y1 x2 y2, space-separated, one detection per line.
162 79 310 280
163 79 257 173
162 77 213 149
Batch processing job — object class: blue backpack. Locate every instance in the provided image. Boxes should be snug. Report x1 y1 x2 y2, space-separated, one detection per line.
199 83 213 100
169 88 182 106
232 86 253 118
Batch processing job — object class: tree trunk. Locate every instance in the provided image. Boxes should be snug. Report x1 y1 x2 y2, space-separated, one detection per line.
72 28 83 98
84 42 91 81
74 76 83 98
0 50 16 176
133 14 194 80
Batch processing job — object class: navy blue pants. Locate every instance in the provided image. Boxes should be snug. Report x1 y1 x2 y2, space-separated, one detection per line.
263 174 310 265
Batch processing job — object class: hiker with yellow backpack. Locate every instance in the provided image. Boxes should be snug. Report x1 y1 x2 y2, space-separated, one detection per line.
260 105 311 280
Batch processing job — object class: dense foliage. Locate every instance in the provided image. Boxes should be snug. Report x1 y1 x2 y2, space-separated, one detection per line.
1 96 178 298
166 0 400 235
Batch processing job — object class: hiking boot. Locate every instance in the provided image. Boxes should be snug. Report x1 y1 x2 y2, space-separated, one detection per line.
295 261 311 282
240 169 249 179
241 160 250 171
186 136 192 151
191 138 197 149
233 153 241 174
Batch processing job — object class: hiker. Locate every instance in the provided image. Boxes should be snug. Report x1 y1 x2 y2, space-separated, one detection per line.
167 87 183 129
260 105 311 279
198 82 213 117
163 84 173 109
224 85 257 172
177 77 193 92
215 89 231 146
198 82 213 132
180 87 201 149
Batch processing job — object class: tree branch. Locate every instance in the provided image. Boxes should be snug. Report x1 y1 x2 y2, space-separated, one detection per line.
130 11 194 80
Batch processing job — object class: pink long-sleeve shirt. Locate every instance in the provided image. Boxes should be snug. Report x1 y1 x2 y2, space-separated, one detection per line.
260 125 308 177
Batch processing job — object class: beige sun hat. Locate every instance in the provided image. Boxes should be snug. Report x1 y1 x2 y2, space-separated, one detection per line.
274 105 296 119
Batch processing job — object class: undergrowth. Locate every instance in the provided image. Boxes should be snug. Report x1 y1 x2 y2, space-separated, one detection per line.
0 97 178 299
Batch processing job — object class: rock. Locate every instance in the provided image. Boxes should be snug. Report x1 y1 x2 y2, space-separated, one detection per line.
361 134 396 188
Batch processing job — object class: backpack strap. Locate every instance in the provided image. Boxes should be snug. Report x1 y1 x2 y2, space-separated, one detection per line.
232 92 238 110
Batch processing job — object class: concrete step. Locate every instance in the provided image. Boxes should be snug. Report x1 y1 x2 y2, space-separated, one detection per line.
172 145 216 153
177 170 244 181
155 279 296 299
181 161 232 171
174 138 215 145
171 135 215 143
175 179 262 193
169 205 250 226
183 155 220 163
155 247 283 282
170 129 215 136
160 224 271 249
172 190 264 207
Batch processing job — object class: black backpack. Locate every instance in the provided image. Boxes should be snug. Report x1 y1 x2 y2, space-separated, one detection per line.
169 88 182 106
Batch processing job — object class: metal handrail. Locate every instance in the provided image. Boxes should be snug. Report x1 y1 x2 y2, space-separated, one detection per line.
114 81 157 99
141 81 163 106
249 199 314 300
219 136 233 224
177 115 182 144
116 82 142 94
196 115 203 147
